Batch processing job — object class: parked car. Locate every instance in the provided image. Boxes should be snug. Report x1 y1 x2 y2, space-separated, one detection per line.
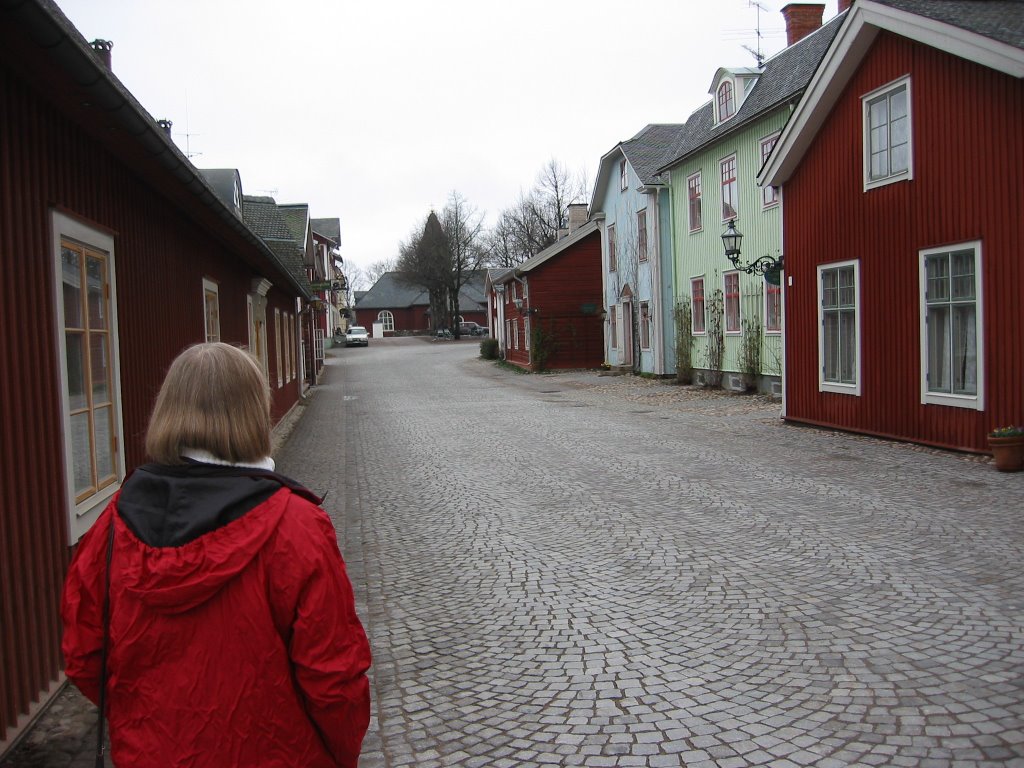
345 326 369 347
458 322 488 336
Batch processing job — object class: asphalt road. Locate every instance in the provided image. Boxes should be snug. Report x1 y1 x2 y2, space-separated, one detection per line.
277 337 1024 768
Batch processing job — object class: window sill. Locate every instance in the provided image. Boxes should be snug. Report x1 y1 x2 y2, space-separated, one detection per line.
820 381 861 396
922 392 982 411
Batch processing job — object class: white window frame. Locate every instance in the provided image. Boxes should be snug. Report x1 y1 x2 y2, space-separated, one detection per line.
691 277 707 336
202 278 220 343
274 308 283 388
610 305 618 350
717 80 736 123
524 316 531 352
513 320 520 350
919 241 984 410
52 210 126 542
687 172 702 233
863 75 913 191
760 133 781 208
723 271 742 335
620 159 628 191
378 309 395 332
817 259 862 396
720 154 738 222
607 224 617 272
637 210 648 263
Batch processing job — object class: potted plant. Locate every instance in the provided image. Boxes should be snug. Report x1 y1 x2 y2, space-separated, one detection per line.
988 425 1024 472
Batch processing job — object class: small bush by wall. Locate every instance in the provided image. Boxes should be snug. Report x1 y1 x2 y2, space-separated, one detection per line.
480 337 500 359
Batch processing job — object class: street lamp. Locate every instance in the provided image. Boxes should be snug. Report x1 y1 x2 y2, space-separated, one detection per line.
721 219 784 285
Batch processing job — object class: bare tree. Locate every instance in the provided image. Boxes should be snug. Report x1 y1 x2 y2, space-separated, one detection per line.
366 258 395 286
442 191 486 338
487 159 590 266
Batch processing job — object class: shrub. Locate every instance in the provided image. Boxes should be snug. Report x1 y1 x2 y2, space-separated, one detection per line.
480 337 500 360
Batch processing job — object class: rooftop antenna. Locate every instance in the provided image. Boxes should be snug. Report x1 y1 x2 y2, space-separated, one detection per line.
176 91 202 160
743 0 768 67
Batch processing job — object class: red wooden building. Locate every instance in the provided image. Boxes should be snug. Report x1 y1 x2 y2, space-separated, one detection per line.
0 1 310 751
490 222 604 370
760 0 1024 453
355 271 487 335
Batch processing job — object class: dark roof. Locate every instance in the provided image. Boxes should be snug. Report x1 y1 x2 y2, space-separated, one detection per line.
620 124 688 185
356 271 487 312
311 217 341 245
242 195 311 292
278 204 310 246
872 0 1024 49
198 169 241 217
659 12 846 171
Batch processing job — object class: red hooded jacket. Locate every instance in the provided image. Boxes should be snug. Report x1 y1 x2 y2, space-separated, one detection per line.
62 463 371 767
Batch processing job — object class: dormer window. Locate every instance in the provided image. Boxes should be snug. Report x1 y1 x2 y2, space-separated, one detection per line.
717 81 736 121
619 159 628 191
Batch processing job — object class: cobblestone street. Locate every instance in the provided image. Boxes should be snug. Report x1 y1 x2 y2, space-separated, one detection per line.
5 337 1023 767
287 339 1024 768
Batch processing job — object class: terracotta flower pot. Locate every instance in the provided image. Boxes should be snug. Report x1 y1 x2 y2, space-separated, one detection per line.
988 435 1024 472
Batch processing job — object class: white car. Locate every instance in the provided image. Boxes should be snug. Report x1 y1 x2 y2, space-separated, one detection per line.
345 326 369 347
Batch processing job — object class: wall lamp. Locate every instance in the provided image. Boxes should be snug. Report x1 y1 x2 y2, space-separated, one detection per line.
722 219 783 284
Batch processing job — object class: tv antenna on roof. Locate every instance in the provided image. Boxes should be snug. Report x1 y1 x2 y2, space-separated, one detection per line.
743 0 769 67
175 91 202 159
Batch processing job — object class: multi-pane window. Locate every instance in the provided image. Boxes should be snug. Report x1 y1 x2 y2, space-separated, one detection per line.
724 272 741 333
922 244 981 407
717 80 735 121
760 134 780 207
691 278 706 334
203 278 220 342
61 239 119 506
378 310 395 332
720 155 738 220
687 173 702 232
639 302 651 349
608 225 617 272
765 280 782 333
287 313 295 382
819 262 859 391
524 317 531 352
864 78 911 187
513 320 520 350
637 210 648 262
620 159 628 191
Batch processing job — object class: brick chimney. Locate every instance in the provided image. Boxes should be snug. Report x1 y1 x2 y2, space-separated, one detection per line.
838 0 853 12
90 39 113 70
781 4 825 46
567 204 588 234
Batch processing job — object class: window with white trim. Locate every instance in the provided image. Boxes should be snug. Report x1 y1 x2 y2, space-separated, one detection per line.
717 80 735 122
275 308 283 387
921 242 982 409
378 310 395 332
687 172 702 232
765 280 782 333
620 159 628 191
760 133 780 207
610 305 618 349
287 313 295 382
720 155 738 221
608 225 617 272
640 302 651 350
203 278 220 342
524 316 531 352
863 76 912 189
637 210 648 262
53 212 125 541
724 272 741 334
691 278 706 335
818 261 861 395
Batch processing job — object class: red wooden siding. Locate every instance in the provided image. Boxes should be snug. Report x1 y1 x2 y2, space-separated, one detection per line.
783 33 1023 452
0 50 301 743
506 231 604 370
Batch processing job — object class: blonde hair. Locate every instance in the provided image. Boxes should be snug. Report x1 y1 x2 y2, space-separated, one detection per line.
145 343 272 465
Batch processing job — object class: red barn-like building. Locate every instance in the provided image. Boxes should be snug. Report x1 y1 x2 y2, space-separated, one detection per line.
0 2 310 751
761 0 1024 453
490 222 604 370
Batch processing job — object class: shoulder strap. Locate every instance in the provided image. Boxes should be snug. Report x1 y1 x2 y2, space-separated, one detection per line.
96 514 115 767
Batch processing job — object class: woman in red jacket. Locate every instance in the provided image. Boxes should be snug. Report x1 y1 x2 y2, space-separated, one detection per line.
62 342 371 767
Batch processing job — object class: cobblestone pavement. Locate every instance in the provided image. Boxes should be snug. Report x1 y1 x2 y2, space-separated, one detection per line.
5 337 1023 767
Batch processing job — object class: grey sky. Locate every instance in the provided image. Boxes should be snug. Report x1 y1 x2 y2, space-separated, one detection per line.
56 0 841 273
